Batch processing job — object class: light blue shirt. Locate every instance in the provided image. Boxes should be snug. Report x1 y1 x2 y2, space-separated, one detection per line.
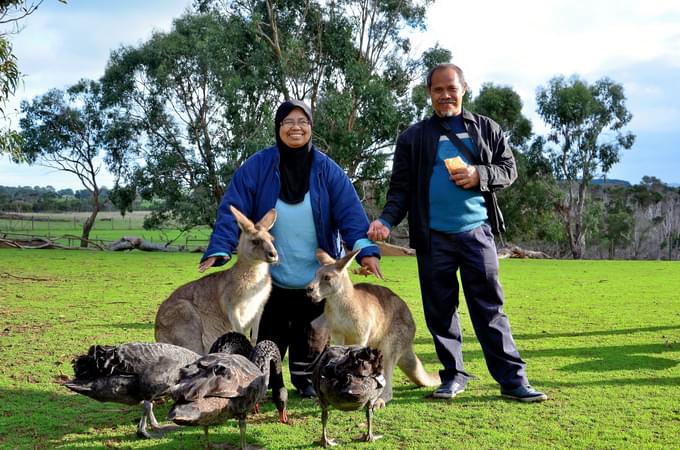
270 193 320 289
429 130 487 234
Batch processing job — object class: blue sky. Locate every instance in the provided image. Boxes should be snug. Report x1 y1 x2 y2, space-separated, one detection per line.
2 0 679 189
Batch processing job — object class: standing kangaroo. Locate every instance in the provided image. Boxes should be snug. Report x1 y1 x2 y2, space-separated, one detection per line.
155 206 278 354
306 249 440 405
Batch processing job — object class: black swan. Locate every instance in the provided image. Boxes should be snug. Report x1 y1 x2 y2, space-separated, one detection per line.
168 339 286 449
312 345 385 447
209 332 288 423
63 342 200 438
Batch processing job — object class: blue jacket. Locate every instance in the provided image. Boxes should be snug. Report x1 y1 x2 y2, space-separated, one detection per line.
202 145 380 266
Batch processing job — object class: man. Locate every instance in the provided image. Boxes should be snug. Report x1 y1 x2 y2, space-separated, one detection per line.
367 63 546 402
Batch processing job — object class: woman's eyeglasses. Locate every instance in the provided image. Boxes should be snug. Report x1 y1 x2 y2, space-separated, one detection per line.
281 118 311 127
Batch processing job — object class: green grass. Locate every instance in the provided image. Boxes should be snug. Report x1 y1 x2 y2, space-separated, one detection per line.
0 250 679 449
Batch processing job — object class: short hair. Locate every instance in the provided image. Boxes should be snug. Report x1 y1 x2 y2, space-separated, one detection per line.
426 63 466 89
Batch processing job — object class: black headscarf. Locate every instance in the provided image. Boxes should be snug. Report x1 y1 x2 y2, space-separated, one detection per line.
275 99 314 204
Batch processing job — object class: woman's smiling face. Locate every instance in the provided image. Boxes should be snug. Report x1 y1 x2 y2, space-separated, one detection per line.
278 108 311 148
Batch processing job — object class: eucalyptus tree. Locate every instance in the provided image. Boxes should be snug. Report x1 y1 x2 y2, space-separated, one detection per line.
218 0 436 186
18 79 131 246
102 12 277 229
106 1 441 229
536 75 635 258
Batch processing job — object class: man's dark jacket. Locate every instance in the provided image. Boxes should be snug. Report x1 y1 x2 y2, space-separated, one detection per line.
379 109 517 251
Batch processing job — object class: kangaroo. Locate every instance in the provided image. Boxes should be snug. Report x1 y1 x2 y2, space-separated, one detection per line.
155 206 278 354
306 249 440 405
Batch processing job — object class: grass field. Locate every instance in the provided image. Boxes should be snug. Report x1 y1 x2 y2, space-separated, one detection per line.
0 249 679 449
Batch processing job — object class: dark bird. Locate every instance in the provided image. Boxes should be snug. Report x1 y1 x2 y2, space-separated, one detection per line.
312 345 385 447
209 331 254 356
209 332 288 424
168 339 286 449
63 342 200 438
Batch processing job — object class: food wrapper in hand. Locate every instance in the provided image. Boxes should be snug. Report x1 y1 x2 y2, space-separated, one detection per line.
444 156 467 174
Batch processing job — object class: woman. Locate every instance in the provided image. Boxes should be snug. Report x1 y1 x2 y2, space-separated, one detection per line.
199 99 382 397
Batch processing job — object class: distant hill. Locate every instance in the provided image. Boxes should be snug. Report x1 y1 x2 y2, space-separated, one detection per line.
590 178 631 187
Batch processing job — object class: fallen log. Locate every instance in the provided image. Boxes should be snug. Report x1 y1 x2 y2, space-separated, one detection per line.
108 236 179 252
377 241 416 256
497 245 551 259
0 236 69 250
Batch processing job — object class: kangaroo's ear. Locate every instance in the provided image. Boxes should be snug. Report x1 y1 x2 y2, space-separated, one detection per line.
335 249 359 272
257 208 277 230
229 205 255 233
316 248 336 266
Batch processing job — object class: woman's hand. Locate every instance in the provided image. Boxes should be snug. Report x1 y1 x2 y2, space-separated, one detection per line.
356 256 383 280
198 255 229 273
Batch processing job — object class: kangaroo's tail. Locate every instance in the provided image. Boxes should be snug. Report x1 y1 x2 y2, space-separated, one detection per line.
397 348 440 387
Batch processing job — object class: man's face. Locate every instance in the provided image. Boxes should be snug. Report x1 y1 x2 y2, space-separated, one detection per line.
428 68 466 117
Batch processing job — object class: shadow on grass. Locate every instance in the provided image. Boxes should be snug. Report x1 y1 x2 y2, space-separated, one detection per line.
536 376 680 389
441 341 680 373
514 324 680 340
0 386 268 449
386 375 680 407
418 327 679 372
518 342 680 372
387 384 500 406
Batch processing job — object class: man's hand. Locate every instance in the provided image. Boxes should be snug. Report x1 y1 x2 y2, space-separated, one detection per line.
450 166 480 189
353 256 383 280
198 255 229 273
367 220 390 241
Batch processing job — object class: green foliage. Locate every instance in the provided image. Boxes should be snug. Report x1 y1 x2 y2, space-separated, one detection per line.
103 1 442 229
501 146 565 247
1 250 679 448
102 11 276 230
536 75 636 258
467 82 532 147
537 75 635 182
598 186 635 258
0 35 18 115
0 15 20 158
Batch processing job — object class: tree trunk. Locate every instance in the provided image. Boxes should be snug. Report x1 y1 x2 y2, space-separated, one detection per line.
81 192 101 248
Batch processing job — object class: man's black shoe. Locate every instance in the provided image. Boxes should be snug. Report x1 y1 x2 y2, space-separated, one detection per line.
501 384 547 402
